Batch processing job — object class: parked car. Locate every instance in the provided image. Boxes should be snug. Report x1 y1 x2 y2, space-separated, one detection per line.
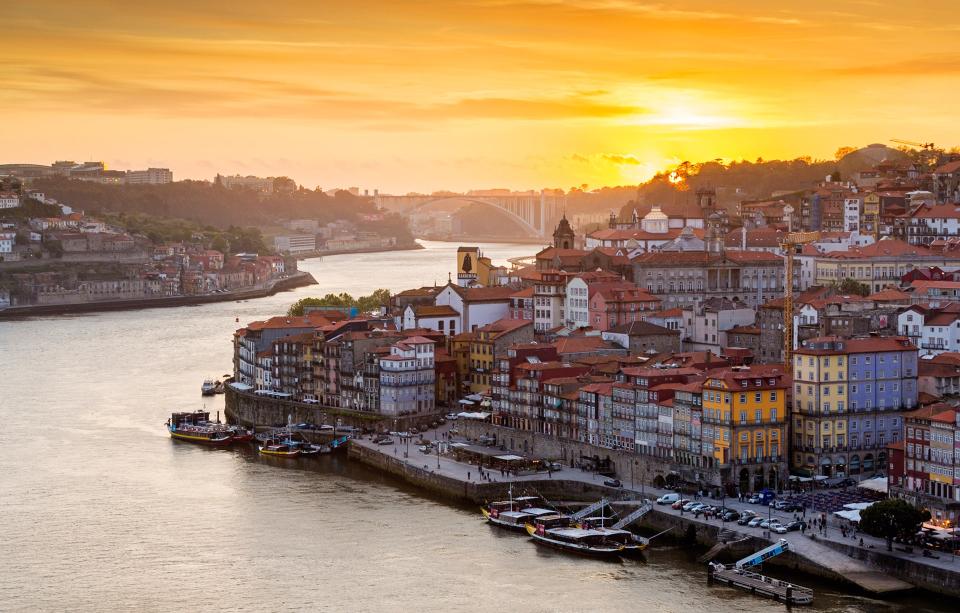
681 501 700 512
772 523 788 534
656 493 680 505
759 519 781 530
445 413 459 421
747 517 764 527
737 511 757 525
604 478 622 488
782 502 804 512
722 510 741 522
747 494 763 504
671 498 690 510
375 437 394 446
785 521 807 532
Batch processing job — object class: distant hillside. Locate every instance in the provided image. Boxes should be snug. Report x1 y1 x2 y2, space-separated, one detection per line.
568 157 841 215
32 177 413 242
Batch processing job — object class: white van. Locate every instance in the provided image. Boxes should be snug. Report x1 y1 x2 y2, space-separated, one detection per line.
656 493 681 505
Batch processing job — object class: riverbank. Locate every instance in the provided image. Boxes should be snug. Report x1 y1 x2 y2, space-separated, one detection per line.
293 241 423 261
0 271 317 319
347 433 940 598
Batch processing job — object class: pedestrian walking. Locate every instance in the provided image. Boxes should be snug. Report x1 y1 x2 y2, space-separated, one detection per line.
467 471 471 481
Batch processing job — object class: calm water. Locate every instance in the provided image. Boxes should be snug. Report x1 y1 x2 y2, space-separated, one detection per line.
0 240 945 612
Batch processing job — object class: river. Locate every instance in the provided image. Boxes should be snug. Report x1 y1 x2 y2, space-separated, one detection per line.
0 240 945 612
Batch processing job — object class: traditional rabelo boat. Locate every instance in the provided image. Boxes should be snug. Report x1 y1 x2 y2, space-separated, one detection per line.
525 522 628 558
578 518 648 553
166 411 235 446
481 490 553 531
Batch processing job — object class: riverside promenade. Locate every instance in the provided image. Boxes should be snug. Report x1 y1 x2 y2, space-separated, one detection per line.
349 421 960 597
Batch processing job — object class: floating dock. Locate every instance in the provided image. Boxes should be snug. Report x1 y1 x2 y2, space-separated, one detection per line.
708 538 814 605
709 565 814 605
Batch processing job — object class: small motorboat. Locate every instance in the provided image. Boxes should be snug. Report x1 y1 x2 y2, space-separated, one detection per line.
201 379 216 396
258 440 300 457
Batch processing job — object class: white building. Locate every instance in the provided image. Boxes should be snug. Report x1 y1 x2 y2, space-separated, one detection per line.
844 198 861 233
379 336 436 416
898 305 960 356
125 168 173 184
401 304 461 336
434 283 512 333
0 193 20 209
274 234 316 254
565 276 590 328
680 299 756 352
0 231 15 254
254 352 273 390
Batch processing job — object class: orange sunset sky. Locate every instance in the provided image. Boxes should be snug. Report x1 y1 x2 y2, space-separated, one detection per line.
4 1 959 193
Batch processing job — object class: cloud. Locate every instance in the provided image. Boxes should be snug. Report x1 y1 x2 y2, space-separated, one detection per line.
602 154 642 165
828 53 960 77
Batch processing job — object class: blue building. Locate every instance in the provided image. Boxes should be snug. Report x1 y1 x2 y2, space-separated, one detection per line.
792 336 917 478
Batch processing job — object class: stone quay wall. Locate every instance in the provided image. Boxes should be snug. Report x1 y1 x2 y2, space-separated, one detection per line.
348 443 618 505
820 537 960 597
459 421 727 492
225 385 446 432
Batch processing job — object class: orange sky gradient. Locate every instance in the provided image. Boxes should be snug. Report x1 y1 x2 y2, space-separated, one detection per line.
4 1 959 193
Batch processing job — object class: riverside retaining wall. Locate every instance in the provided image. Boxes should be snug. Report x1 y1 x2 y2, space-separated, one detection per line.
348 442 619 505
225 385 445 432
820 538 960 596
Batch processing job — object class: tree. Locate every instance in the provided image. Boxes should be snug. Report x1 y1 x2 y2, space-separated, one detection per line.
859 499 929 551
210 235 229 254
834 278 870 296
835 146 857 160
287 289 391 316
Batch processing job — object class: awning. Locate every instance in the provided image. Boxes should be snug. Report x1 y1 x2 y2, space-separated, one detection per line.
458 399 475 405
457 411 491 420
494 454 525 461
834 509 862 522
857 476 888 493
465 394 483 401
229 382 253 391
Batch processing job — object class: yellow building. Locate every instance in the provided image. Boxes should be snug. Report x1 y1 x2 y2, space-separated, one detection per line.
456 246 496 286
792 340 848 477
467 319 534 394
451 331 476 396
702 365 787 492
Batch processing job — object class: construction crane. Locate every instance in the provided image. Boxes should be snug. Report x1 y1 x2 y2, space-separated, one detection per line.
781 231 820 374
890 138 935 150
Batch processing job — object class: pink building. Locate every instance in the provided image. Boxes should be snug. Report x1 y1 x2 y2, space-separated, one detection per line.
588 282 661 331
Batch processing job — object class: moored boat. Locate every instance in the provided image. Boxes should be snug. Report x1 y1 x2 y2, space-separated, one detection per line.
481 490 550 531
258 440 300 457
201 379 216 396
524 523 627 558
167 411 235 446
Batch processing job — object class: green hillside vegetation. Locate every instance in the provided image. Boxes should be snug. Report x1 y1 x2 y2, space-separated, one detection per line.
32 178 413 243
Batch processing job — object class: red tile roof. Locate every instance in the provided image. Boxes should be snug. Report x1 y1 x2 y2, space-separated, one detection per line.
246 314 331 331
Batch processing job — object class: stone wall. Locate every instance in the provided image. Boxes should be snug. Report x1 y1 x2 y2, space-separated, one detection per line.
225 384 445 431
458 420 728 492
820 537 960 597
348 442 616 505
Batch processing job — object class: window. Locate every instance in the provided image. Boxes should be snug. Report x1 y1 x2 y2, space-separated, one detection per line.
755 392 761 402
770 391 777 401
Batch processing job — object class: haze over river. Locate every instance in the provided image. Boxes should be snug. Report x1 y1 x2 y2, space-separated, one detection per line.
0 240 947 612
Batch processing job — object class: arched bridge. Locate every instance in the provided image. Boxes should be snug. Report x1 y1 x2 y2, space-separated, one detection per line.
376 191 566 238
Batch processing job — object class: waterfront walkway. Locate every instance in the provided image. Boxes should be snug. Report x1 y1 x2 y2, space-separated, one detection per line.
352 422 957 595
